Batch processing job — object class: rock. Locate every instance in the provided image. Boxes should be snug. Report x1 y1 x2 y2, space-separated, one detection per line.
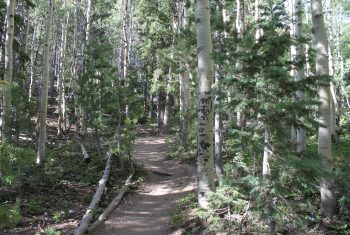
68 209 74 214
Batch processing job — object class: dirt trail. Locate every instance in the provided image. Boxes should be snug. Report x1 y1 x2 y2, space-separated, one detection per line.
92 136 196 235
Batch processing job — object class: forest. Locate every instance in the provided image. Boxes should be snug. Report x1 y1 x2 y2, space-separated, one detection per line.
0 0 350 234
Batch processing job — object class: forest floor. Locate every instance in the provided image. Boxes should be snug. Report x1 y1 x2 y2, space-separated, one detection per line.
0 123 197 234
92 135 197 235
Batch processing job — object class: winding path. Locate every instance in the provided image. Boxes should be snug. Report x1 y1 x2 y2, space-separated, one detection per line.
92 136 196 235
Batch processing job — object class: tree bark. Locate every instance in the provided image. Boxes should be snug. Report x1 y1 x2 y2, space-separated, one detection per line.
37 0 55 165
262 129 276 235
2 0 17 142
57 14 69 136
289 0 306 152
88 172 134 232
294 0 306 152
235 0 246 129
326 0 338 143
179 68 190 146
179 3 190 146
29 17 39 101
214 65 223 182
74 152 113 235
311 0 336 217
122 0 130 118
162 69 174 134
195 0 215 209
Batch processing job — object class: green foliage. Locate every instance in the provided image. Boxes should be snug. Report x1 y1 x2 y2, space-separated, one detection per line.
170 193 198 228
43 227 60 235
0 144 34 186
52 210 66 222
0 203 22 229
199 0 326 233
25 199 45 215
333 142 350 216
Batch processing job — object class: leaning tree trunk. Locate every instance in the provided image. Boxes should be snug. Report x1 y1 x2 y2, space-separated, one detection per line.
2 0 16 142
195 0 215 209
311 0 336 217
37 0 54 165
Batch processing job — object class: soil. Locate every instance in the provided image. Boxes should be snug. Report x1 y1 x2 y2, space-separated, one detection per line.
92 135 196 235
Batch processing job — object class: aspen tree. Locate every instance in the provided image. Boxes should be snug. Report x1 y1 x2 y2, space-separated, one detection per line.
122 0 130 118
294 0 306 152
23 6 30 54
311 0 336 217
29 17 39 100
57 14 69 136
2 0 16 142
37 0 55 164
73 0 85 134
162 10 177 134
214 3 226 182
179 1 190 146
162 70 173 134
326 0 339 142
195 0 215 209
236 0 246 129
289 0 306 152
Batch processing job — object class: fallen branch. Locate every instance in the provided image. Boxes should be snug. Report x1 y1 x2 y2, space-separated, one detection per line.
74 151 113 235
88 172 135 232
80 143 90 163
75 134 90 162
151 170 173 176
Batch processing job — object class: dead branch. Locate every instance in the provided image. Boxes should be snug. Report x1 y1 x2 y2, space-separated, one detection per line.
88 172 134 232
74 151 113 235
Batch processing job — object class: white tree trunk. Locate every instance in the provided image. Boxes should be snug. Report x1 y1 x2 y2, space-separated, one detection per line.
37 0 54 165
29 16 39 101
326 0 338 142
162 77 173 134
89 172 134 232
179 67 190 146
255 0 262 41
214 65 223 181
74 152 113 235
236 0 246 129
122 0 130 118
85 0 92 43
179 3 190 146
2 0 16 142
262 129 276 235
57 14 69 136
293 0 306 152
195 0 215 209
23 7 30 54
73 0 85 134
295 0 306 152
311 0 336 217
